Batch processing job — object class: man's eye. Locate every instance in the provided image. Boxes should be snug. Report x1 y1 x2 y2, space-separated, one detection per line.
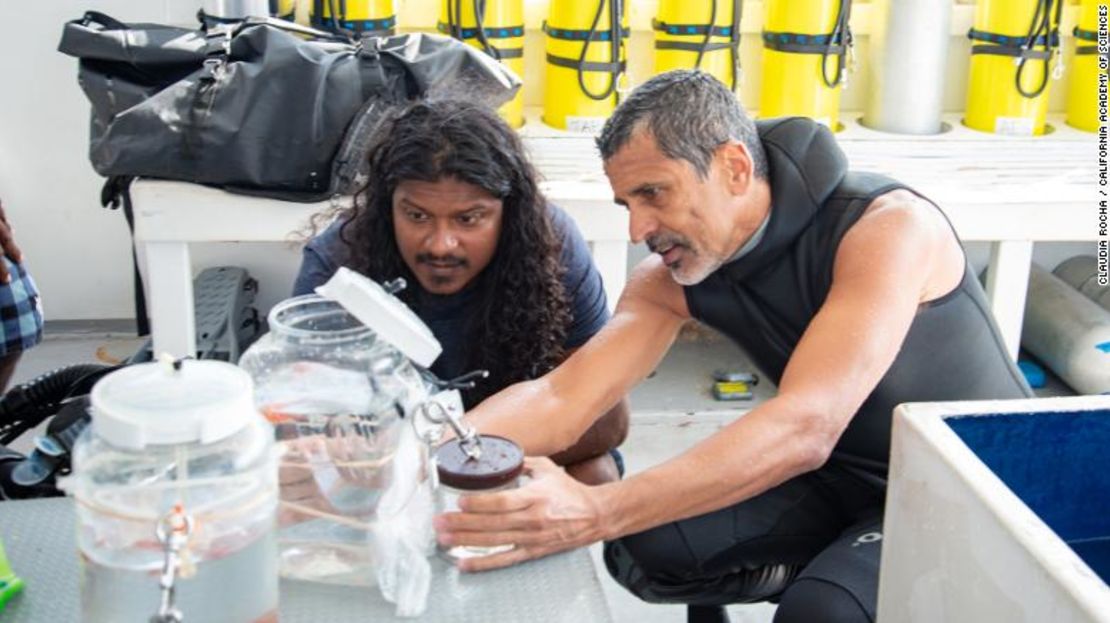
458 213 482 226
407 211 428 222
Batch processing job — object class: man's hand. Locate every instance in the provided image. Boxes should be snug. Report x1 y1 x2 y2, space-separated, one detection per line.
0 200 23 283
277 436 338 526
433 456 611 572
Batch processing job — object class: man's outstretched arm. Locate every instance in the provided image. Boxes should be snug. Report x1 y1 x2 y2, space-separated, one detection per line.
437 193 963 570
463 254 689 457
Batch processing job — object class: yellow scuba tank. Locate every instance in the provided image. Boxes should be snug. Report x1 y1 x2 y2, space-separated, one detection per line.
270 0 296 21
653 0 743 91
759 0 853 129
964 0 1064 136
1066 0 1101 132
543 0 629 132
439 0 526 128
310 0 395 36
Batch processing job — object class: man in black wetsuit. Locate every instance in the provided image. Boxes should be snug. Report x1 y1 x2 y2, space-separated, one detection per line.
434 71 1032 622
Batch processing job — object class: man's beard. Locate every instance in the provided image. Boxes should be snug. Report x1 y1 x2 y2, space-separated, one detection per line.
646 232 720 285
416 253 468 287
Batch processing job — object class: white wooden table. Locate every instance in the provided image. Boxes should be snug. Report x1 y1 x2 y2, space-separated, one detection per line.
133 111 1095 360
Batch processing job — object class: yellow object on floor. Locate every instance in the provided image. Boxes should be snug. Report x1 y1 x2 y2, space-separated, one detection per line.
964 0 1064 136
543 0 629 131
759 0 853 130
440 0 525 128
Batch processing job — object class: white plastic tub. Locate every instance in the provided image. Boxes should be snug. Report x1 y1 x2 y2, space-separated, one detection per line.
878 396 1110 622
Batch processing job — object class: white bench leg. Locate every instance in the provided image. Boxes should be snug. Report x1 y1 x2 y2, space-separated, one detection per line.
984 240 1034 361
144 241 196 359
589 241 628 314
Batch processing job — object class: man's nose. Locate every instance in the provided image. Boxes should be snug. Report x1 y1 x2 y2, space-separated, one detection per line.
426 224 459 255
628 207 657 245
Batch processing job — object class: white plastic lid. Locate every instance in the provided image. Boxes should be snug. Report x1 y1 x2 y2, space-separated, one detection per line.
315 267 443 368
90 358 257 450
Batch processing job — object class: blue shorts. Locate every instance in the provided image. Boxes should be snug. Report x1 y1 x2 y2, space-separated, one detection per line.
0 259 43 356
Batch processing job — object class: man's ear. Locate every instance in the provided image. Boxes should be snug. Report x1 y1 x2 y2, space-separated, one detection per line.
716 140 754 196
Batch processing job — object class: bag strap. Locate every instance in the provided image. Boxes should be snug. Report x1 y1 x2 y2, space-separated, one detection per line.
99 176 148 337
234 15 352 42
77 11 129 30
198 12 353 44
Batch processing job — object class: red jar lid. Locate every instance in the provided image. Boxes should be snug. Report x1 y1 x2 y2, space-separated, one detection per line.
435 435 524 491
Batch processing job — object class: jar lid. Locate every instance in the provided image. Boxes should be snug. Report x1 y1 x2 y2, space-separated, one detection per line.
435 435 524 490
315 267 442 368
90 359 256 450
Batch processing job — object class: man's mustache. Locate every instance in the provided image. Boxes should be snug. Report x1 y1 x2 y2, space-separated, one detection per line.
416 254 468 267
646 233 690 255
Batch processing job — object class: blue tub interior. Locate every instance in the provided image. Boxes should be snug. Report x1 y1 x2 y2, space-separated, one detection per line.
947 410 1110 585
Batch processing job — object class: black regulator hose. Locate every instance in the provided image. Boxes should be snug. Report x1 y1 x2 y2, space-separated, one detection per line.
0 364 115 445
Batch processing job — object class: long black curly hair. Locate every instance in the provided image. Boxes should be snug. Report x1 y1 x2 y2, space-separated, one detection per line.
339 99 570 408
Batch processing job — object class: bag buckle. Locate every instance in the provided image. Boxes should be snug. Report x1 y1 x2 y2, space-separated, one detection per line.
204 23 234 52
200 25 233 81
201 57 225 81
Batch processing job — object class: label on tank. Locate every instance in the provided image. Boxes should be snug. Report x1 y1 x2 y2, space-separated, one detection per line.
994 116 1035 137
565 116 608 134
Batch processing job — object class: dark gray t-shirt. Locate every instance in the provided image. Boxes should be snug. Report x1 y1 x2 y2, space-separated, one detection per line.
292 204 610 381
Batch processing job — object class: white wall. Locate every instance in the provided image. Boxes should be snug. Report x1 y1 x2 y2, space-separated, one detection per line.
0 2 200 322
0 1 1094 323
0 2 308 322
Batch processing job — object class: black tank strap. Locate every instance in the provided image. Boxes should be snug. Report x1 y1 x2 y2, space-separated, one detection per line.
651 2 743 90
652 19 739 53
1074 26 1099 42
652 19 735 38
761 0 852 88
542 21 630 41
436 22 524 39
309 14 395 36
761 31 847 55
655 40 734 52
435 22 524 58
968 28 1058 59
544 0 627 102
1074 26 1101 55
545 53 625 73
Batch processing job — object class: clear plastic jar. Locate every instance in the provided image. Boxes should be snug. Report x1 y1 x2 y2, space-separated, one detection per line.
435 435 524 562
238 294 429 585
66 360 279 623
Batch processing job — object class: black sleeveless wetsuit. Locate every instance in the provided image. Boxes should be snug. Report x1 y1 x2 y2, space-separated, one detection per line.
605 118 1031 623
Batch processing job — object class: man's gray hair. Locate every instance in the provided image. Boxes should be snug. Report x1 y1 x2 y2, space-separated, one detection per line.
596 70 768 180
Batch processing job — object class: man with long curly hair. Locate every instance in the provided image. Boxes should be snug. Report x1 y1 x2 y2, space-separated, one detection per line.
293 99 629 483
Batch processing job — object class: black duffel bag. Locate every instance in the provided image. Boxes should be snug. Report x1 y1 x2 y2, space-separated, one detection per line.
57 12 521 200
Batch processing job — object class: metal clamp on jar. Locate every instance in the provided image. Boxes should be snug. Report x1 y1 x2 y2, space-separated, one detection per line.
422 401 524 563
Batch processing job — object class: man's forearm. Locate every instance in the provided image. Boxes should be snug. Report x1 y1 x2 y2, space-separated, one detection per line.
594 395 830 540
466 274 684 460
550 398 630 466
466 377 598 457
